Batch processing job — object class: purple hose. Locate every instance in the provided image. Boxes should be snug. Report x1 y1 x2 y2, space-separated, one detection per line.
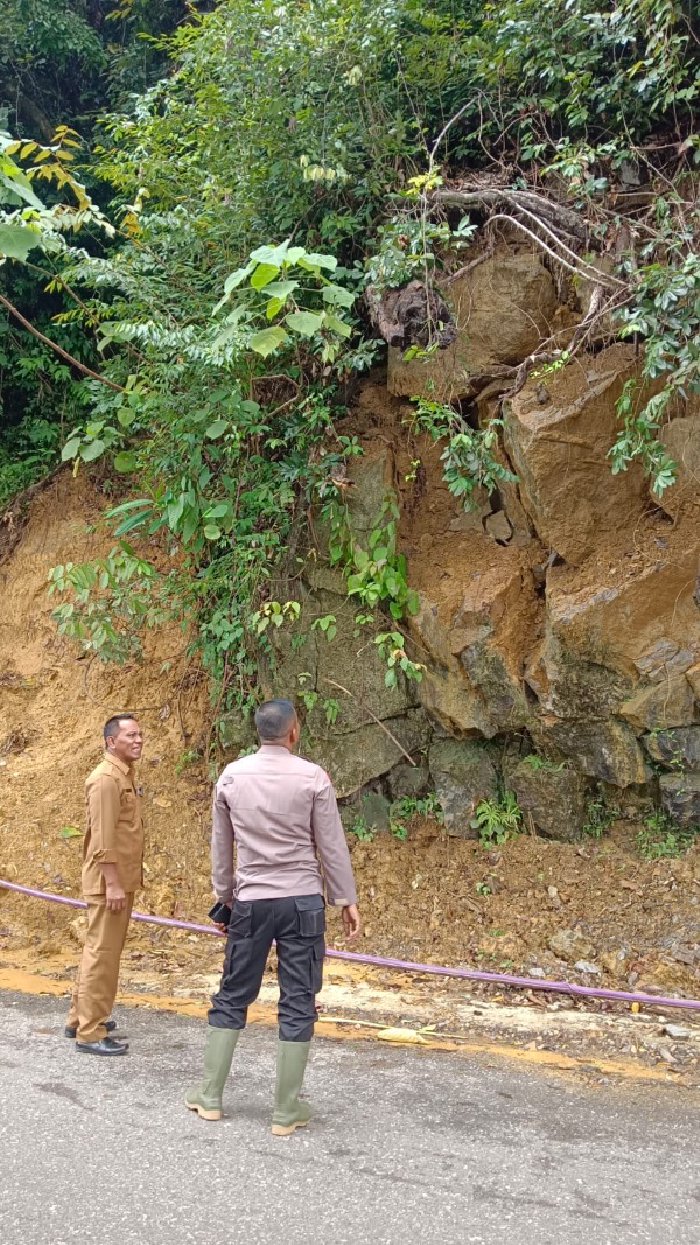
2 877 700 1014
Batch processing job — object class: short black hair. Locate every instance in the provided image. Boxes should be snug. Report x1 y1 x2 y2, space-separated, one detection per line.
254 699 297 741
104 713 137 743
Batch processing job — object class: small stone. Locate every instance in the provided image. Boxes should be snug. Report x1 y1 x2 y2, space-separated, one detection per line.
662 1024 692 1040
670 948 697 967
658 1048 677 1065
600 949 627 979
574 960 602 976
484 510 513 543
643 727 700 769
548 929 595 962
527 967 547 979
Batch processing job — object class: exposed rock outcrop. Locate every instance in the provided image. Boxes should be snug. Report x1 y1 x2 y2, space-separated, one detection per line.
504 345 650 566
387 245 559 400
228 243 699 837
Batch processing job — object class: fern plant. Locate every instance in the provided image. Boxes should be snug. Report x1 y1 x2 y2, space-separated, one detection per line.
472 792 522 848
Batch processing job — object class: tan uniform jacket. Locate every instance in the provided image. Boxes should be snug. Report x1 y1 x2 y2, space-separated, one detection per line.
211 744 357 907
81 753 144 899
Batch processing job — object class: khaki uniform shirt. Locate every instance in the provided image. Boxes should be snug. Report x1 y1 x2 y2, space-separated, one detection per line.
211 744 357 906
81 753 144 899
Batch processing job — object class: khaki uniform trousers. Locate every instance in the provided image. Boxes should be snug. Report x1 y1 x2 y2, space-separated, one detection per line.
67 895 134 1042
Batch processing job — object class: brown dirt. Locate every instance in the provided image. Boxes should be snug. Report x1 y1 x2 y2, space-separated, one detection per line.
1 470 700 1049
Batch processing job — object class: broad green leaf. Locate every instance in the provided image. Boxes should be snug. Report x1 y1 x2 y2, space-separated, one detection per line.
61 437 81 462
250 262 280 290
114 510 152 537
0 222 42 261
322 311 352 338
224 265 253 292
80 439 106 462
114 451 137 472
0 161 42 209
203 523 221 540
262 280 298 300
266 297 284 320
107 498 151 516
250 241 289 266
182 511 198 545
297 252 337 271
205 419 228 439
250 241 305 268
322 284 355 308
249 327 288 356
167 496 185 528
117 407 136 428
285 310 324 336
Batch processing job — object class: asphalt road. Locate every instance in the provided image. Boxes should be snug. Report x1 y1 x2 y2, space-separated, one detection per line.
1 991 698 1245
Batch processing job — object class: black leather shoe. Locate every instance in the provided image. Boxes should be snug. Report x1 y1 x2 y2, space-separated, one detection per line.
65 1019 117 1039
76 1037 129 1056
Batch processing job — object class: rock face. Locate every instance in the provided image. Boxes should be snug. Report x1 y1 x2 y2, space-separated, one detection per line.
659 773 700 829
427 739 498 837
388 246 558 400
659 414 700 519
407 545 542 739
504 346 649 566
268 244 700 838
643 728 700 769
504 758 588 840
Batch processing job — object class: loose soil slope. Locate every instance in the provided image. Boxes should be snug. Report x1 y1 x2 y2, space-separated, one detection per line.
1 473 700 1004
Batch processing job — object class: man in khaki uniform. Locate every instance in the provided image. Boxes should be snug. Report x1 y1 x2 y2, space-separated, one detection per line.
65 713 144 1056
186 698 360 1134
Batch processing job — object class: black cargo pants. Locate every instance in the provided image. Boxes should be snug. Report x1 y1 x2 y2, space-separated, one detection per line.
208 894 325 1042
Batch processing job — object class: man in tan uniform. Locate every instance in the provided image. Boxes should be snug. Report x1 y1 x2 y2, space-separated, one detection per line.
186 698 360 1134
65 713 144 1056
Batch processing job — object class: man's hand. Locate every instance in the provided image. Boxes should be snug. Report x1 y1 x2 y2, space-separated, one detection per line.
105 882 127 913
208 901 231 933
342 903 361 941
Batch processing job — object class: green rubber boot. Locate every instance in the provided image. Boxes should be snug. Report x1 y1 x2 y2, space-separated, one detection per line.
271 1040 312 1136
185 1027 239 1121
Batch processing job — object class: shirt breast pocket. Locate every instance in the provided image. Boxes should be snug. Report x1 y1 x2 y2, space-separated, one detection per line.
119 790 138 824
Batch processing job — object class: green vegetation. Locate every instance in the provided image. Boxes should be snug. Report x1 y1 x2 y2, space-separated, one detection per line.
637 810 699 860
521 754 567 774
472 792 523 849
0 0 698 734
389 792 444 839
582 791 620 839
0 1 187 504
411 399 516 508
349 791 443 842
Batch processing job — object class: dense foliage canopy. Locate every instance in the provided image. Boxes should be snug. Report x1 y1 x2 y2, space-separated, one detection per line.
1 0 698 728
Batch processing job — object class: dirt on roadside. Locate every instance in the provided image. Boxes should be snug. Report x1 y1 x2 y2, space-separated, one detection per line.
1 470 700 1076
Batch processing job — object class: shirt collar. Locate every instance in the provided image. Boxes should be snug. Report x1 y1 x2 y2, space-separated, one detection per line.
104 752 132 775
258 743 292 755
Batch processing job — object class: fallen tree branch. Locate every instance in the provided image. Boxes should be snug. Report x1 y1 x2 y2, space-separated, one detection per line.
0 293 124 391
433 186 589 243
485 214 624 289
322 678 417 767
499 199 628 288
442 247 494 285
